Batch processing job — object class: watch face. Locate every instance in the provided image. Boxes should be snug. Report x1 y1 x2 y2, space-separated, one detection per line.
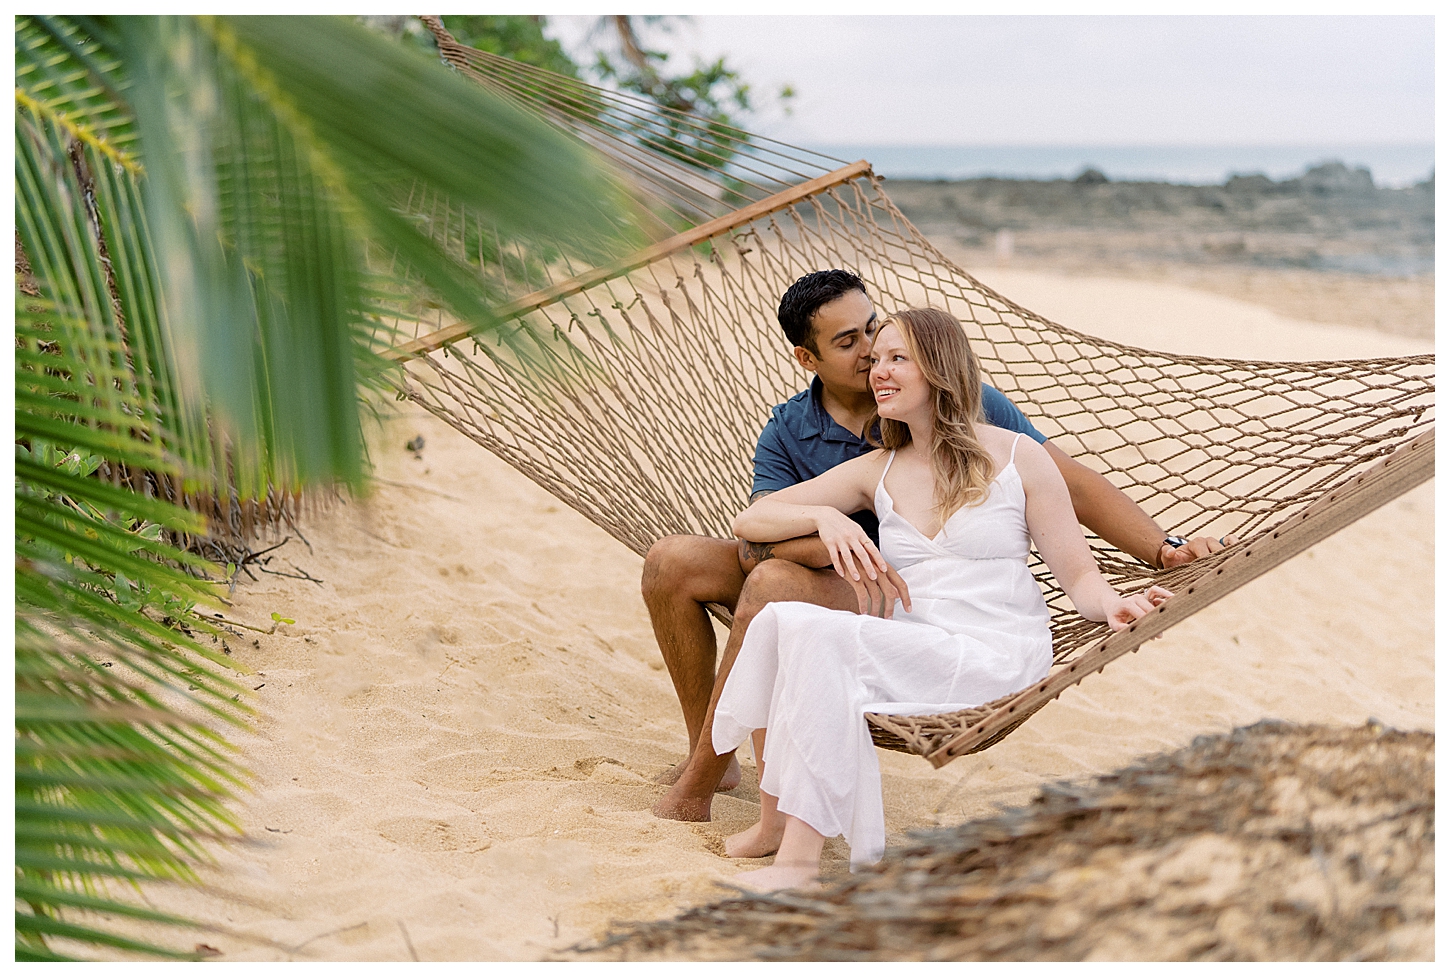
1165 536 1189 548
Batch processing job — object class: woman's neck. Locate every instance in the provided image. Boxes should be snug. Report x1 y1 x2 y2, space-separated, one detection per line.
903 411 934 452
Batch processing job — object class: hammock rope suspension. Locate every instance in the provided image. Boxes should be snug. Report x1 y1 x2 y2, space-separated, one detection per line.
382 18 1434 765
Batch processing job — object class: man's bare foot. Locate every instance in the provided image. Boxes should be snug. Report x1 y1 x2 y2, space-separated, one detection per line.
732 862 821 893
652 754 742 792
725 818 785 858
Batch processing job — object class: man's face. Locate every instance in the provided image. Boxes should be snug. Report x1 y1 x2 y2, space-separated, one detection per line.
795 289 878 396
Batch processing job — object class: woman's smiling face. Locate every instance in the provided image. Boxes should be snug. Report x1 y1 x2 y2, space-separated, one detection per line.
869 322 931 422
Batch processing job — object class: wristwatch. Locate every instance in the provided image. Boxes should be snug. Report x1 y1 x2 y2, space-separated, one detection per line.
1158 535 1189 569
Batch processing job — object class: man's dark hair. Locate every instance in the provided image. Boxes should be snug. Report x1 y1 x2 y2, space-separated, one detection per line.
776 269 867 353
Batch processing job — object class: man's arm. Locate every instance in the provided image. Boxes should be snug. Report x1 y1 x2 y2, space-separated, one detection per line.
983 387 1232 567
736 490 833 574
746 421 843 571
737 535 833 575
1043 441 1234 568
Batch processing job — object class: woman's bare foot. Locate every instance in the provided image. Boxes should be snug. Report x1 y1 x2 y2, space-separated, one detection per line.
724 818 785 858
729 813 826 891
732 862 821 892
652 754 742 792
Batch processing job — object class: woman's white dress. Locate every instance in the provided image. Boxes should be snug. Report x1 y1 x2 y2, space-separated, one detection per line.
712 436 1053 868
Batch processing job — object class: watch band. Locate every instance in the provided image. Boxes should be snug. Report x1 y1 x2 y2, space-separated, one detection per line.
1156 534 1189 570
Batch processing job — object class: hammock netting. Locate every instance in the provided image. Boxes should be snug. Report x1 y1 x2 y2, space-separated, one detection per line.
380 20 1434 767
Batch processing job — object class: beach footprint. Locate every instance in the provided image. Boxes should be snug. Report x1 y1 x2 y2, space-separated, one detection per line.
375 815 491 854
573 756 649 786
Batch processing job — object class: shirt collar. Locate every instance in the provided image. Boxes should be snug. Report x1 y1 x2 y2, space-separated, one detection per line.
808 376 867 444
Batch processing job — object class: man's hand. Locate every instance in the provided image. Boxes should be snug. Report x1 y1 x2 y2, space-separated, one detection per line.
847 561 913 619
1159 534 1240 569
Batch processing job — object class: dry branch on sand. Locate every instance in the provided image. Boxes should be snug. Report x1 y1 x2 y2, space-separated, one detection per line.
573 720 1432 962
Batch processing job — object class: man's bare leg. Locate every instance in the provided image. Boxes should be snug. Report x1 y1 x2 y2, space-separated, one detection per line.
640 535 746 790
652 560 857 821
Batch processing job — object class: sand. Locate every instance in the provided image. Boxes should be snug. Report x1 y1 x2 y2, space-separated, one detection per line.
113 268 1432 961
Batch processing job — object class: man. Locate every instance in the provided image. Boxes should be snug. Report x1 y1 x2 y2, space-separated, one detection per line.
644 270 1231 822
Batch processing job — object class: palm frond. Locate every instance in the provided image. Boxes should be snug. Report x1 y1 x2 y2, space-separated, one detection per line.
15 13 648 959
14 243 249 959
101 14 645 492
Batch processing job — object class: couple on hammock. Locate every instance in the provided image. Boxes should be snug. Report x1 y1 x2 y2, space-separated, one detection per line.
642 270 1231 890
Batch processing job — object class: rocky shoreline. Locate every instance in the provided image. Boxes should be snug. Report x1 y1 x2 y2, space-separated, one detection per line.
889 161 1432 277
888 161 1434 341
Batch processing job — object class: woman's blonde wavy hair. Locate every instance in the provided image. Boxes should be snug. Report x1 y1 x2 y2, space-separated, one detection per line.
868 308 997 522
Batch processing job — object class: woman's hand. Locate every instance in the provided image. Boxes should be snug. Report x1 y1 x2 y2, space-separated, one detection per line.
1103 585 1173 632
813 507 887 586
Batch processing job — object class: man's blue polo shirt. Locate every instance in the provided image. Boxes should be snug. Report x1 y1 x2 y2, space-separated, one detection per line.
751 377 1047 544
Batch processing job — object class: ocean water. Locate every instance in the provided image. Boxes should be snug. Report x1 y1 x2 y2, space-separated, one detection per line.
803 144 1434 188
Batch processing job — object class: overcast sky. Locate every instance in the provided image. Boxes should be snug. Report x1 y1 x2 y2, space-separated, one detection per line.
545 15 1434 147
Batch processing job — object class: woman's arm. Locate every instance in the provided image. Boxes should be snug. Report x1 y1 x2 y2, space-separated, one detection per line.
737 470 914 617
1015 438 1170 630
732 451 885 583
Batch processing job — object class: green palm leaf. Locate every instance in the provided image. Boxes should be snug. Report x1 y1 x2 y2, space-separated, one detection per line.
109 14 643 491
15 301 250 958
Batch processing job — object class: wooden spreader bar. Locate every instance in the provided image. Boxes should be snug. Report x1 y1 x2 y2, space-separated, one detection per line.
385 160 875 361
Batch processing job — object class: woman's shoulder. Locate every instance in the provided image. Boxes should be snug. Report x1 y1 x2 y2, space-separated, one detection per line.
842 446 890 475
976 422 1025 453
975 422 1014 449
978 423 1048 474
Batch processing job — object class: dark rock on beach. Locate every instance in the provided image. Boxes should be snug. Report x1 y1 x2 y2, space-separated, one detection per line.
571 720 1433 961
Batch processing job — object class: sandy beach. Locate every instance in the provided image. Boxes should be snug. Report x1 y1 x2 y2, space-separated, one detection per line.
111 259 1432 961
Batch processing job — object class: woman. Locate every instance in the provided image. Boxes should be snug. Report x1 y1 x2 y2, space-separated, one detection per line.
714 308 1171 891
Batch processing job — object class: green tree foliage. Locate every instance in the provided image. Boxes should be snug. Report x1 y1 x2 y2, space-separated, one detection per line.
436 15 582 78
591 17 757 113
589 16 797 177
362 14 580 78
15 13 638 959
381 14 784 176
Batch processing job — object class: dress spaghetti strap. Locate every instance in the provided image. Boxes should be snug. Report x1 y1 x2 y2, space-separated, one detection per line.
876 449 897 495
1008 432 1024 467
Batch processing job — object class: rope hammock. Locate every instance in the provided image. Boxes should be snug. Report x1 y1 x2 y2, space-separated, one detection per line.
382 19 1434 768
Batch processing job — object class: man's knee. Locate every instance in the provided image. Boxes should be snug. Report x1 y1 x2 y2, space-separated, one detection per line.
642 535 694 601
642 534 738 605
737 560 823 617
